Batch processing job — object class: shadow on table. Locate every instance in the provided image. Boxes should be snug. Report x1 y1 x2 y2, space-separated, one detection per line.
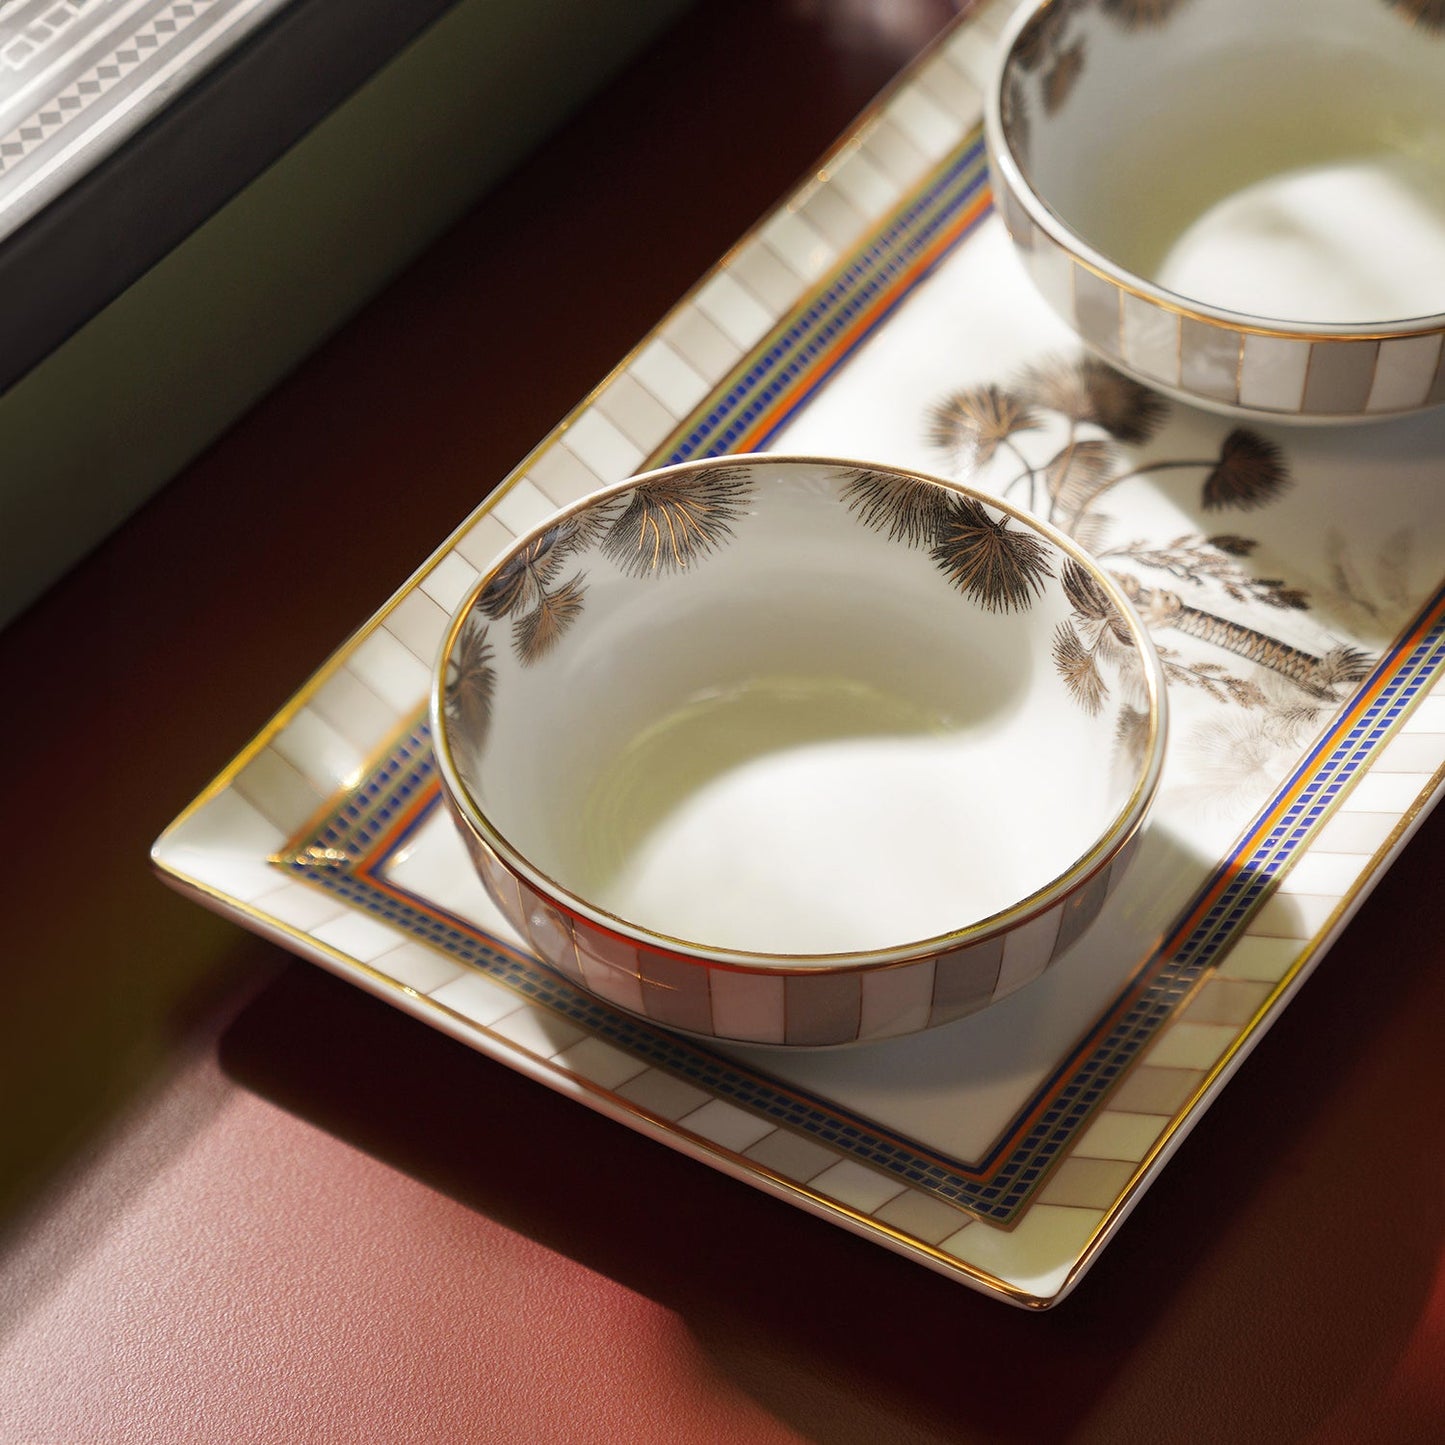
217 820 1445 1445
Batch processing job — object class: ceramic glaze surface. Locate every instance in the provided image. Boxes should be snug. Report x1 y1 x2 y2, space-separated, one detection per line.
432 456 1166 1043
987 0 1445 420
574 674 1018 954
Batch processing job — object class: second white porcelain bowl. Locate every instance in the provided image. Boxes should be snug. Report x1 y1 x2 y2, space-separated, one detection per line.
986 0 1445 423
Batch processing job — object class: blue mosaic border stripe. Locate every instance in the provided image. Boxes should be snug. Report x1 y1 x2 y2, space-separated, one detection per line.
294 725 436 866
660 133 990 466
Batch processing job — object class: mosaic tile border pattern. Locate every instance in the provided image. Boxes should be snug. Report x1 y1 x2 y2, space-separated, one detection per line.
154 0 1445 1304
658 128 991 465
994 178 1445 420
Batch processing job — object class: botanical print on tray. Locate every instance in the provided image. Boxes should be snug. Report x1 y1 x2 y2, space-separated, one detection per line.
921 353 1378 806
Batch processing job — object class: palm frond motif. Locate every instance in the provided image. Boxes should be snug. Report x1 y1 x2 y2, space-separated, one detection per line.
601 467 754 575
1317 645 1374 690
1052 620 1109 713
1099 0 1193 28
445 615 497 771
1075 360 1168 444
1073 509 1114 557
1202 429 1291 511
1062 558 1134 644
1013 5 1067 70
926 384 1042 472
1001 73 1031 165
1043 39 1085 113
513 574 587 662
930 496 1055 612
1047 437 1119 523
1384 0 1445 30
918 354 1379 713
842 467 954 547
1019 356 1170 443
1114 704 1153 771
478 508 616 620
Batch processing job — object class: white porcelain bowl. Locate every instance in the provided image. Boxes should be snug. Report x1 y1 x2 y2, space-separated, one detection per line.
432 455 1167 1047
986 0 1445 423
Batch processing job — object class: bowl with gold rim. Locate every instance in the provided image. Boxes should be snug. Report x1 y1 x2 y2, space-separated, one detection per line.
985 0 1445 423
431 455 1167 1048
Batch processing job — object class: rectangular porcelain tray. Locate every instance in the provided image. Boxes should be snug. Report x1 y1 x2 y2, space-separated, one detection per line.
153 0 1445 1308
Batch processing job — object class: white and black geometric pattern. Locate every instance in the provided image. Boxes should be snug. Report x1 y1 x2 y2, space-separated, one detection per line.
0 0 279 236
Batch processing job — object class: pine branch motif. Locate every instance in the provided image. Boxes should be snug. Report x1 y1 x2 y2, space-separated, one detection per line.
1053 620 1109 713
843 467 1057 615
479 526 571 621
477 509 614 663
931 497 1055 612
1384 0 1445 33
473 467 757 668
444 616 497 783
842 467 956 547
602 467 754 575
513 574 587 662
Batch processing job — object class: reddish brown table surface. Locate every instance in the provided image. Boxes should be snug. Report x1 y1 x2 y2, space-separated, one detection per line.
2 3 1443 1439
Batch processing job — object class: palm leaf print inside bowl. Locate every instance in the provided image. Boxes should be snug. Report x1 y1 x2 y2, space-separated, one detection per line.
431 456 1168 1048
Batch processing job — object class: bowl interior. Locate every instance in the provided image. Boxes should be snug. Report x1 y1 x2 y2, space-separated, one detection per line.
439 459 1159 959
1000 0 1445 325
